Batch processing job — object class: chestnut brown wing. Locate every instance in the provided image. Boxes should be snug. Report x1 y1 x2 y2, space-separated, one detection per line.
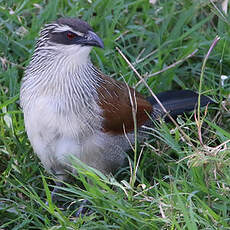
97 73 152 135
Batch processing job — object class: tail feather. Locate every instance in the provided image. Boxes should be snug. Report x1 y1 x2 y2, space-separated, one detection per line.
147 90 215 119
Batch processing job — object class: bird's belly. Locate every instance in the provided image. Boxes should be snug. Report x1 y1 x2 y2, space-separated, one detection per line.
24 96 103 173
23 96 127 176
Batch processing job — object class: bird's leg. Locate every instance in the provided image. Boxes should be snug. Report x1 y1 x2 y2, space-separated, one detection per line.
51 181 64 202
46 172 94 216
45 179 65 206
75 177 94 217
75 199 93 217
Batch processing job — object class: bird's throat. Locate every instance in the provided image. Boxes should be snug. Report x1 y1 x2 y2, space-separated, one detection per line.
21 56 101 115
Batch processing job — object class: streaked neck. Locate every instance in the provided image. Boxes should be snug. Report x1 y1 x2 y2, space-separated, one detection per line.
20 52 102 112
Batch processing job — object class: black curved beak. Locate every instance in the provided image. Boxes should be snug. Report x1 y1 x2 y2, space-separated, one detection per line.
82 30 104 49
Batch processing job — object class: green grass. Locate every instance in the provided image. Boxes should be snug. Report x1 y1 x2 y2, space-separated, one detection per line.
0 0 230 229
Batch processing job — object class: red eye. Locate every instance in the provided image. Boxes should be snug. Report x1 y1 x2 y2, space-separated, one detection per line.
66 32 76 39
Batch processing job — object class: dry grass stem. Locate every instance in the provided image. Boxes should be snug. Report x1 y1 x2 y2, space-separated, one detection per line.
0 57 25 70
196 36 220 145
135 49 198 87
116 46 194 148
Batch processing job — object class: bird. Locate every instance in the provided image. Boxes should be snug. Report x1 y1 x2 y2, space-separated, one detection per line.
20 17 214 206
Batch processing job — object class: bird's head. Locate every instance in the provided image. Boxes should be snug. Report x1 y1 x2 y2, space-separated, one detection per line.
35 17 104 65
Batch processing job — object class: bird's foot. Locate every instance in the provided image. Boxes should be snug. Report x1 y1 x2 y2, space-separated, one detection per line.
45 183 93 217
45 182 63 206
75 199 93 217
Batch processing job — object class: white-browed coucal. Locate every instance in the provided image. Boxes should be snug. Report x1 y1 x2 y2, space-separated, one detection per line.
20 17 214 183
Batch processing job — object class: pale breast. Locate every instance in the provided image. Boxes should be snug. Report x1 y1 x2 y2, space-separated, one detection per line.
23 95 102 173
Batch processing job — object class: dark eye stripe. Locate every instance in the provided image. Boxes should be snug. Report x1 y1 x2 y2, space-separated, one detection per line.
49 31 82 45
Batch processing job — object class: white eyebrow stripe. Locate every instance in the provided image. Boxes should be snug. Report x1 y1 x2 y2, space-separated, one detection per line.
53 25 72 32
53 25 85 37
73 31 85 37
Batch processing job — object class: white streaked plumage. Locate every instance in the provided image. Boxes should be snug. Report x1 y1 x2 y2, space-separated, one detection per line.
20 22 131 178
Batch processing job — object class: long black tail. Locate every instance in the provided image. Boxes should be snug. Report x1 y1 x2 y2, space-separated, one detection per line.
147 90 215 119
